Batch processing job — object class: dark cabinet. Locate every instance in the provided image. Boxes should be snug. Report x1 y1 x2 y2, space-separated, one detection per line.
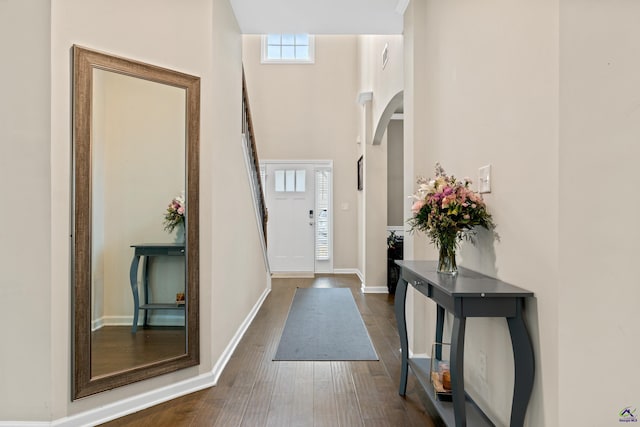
387 233 403 294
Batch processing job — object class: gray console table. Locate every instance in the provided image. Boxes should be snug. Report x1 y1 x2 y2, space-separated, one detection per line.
394 260 535 427
129 243 185 333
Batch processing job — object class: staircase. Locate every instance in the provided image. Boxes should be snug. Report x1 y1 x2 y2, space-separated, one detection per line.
241 69 268 249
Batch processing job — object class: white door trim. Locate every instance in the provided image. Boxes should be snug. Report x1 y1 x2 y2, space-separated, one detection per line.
261 159 333 167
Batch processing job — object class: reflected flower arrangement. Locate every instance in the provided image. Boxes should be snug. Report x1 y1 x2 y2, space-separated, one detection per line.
163 193 185 233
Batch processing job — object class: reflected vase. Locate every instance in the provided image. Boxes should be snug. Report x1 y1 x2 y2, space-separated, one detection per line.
174 221 185 244
437 233 458 275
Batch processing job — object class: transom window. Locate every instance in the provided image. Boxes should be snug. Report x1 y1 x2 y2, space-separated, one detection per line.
261 34 315 64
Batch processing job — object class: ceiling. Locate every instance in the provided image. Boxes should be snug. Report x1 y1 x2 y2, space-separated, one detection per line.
229 0 406 34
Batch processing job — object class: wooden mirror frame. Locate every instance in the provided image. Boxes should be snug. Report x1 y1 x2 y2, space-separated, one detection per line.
72 45 200 399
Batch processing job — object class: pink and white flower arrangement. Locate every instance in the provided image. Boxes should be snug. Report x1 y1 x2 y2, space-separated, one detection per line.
163 193 185 233
408 163 496 272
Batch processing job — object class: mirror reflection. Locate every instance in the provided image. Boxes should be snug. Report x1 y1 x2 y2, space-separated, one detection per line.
73 45 200 399
90 69 187 377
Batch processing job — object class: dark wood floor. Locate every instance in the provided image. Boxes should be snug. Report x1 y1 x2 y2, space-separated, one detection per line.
92 326 185 377
101 275 436 426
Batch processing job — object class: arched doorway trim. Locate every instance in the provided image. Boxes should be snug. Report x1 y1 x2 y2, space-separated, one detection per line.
372 90 403 145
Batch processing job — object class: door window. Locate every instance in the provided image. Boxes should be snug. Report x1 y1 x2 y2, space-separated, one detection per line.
274 169 306 192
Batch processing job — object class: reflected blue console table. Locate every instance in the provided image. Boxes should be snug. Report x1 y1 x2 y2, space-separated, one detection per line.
129 243 185 333
394 260 535 427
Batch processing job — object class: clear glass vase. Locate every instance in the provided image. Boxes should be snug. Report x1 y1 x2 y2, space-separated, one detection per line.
437 237 458 275
174 221 185 244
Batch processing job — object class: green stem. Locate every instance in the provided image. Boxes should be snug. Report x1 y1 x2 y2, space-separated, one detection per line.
437 232 458 274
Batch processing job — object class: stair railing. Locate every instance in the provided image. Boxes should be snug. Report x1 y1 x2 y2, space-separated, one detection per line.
242 69 268 248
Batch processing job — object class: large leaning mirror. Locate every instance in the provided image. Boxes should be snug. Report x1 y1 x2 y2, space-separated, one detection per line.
72 45 200 399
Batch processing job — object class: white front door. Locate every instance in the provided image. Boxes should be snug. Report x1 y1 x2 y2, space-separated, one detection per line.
265 163 315 274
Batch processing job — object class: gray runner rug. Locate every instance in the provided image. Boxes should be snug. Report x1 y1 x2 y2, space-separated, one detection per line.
273 287 379 361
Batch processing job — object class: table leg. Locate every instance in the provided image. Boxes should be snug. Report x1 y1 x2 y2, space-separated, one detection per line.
394 276 409 396
451 316 467 427
435 304 445 360
507 299 535 427
143 256 150 327
129 255 141 333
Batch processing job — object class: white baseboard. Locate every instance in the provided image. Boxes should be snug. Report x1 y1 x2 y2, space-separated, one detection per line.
361 284 389 294
333 268 364 283
210 287 270 384
91 317 104 331
271 271 314 278
53 372 216 427
318 268 388 294
92 314 185 331
333 268 358 276
282 268 387 294
0 423 49 427
408 350 430 359
2 286 273 427
266 271 272 290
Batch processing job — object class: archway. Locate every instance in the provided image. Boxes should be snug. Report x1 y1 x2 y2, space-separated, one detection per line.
361 90 404 294
372 91 403 145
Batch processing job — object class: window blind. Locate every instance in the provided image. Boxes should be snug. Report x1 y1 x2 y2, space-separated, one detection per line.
315 169 330 261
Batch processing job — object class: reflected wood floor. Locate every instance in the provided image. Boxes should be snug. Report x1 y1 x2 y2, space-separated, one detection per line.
92 326 186 377
101 275 435 427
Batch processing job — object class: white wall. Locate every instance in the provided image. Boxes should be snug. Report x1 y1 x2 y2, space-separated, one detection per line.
209 0 270 380
0 0 52 420
242 35 360 270
356 35 404 291
0 0 267 422
301 2 640 425
363 135 388 289
559 1 640 425
52 1 215 417
357 36 404 144
404 0 559 425
402 0 432 359
387 120 404 227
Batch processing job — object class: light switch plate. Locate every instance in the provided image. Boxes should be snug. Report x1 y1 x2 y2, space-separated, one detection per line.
478 165 491 194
